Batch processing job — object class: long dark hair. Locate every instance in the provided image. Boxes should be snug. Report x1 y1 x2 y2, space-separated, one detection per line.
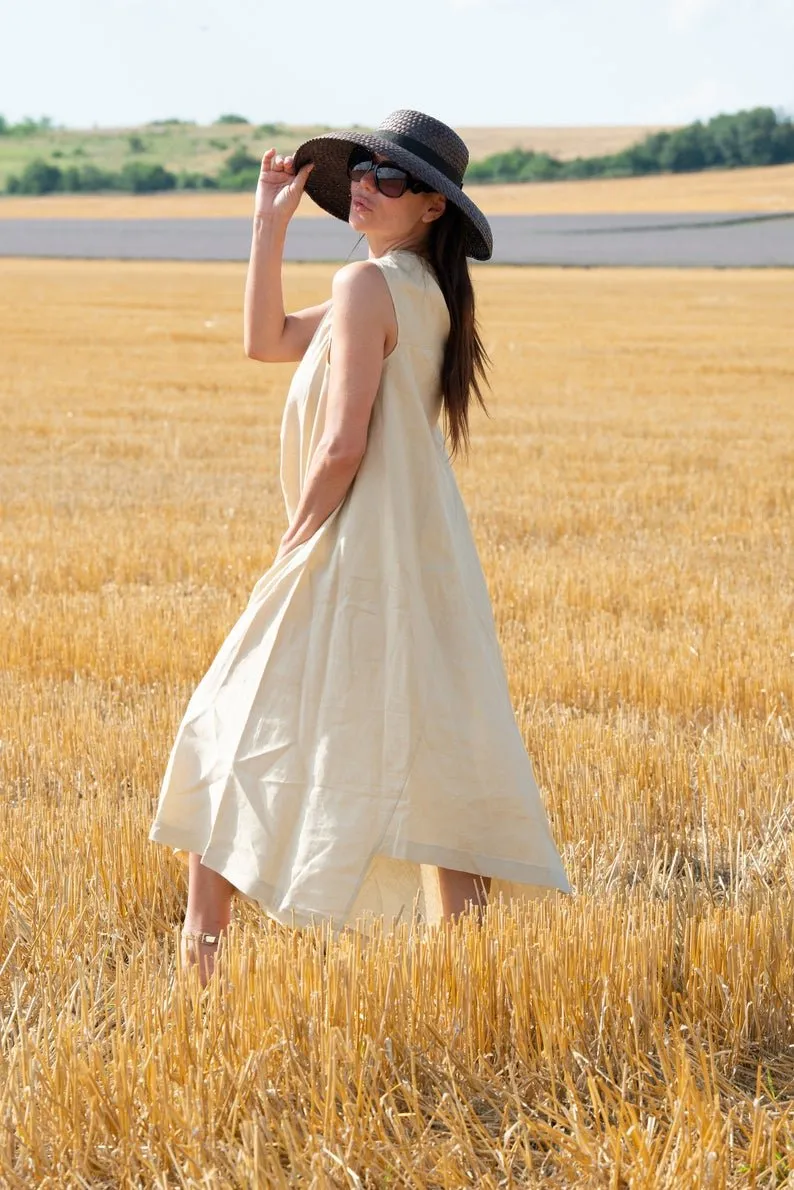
423 202 492 461
346 202 492 460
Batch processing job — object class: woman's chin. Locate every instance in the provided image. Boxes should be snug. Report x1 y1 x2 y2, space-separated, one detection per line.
349 206 373 228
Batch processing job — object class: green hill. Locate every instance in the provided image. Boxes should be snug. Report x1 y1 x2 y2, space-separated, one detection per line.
0 115 340 193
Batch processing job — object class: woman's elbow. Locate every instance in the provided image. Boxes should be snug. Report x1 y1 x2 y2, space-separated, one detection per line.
244 336 269 361
323 433 367 471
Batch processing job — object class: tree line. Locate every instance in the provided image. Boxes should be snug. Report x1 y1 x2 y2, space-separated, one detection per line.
466 107 794 183
2 107 793 195
4 145 265 196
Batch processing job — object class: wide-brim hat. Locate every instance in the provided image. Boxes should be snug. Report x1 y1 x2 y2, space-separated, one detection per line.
292 109 493 262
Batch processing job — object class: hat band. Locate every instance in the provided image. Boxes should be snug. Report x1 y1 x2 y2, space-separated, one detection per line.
374 130 463 187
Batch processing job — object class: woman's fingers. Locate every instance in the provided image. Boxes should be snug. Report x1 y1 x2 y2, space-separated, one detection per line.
260 148 296 174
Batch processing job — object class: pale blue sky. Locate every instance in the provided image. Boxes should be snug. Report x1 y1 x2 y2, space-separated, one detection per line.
3 0 793 129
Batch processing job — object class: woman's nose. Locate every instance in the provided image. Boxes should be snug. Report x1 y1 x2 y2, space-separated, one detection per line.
358 164 378 191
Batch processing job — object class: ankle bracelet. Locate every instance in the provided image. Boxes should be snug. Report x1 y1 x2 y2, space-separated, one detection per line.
181 930 221 945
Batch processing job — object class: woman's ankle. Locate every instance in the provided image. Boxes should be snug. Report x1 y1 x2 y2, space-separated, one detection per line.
182 916 230 935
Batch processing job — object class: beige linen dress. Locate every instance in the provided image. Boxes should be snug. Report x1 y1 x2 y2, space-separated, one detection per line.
148 247 571 933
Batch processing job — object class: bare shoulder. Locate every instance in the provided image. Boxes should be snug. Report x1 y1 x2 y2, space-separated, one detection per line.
330 260 397 356
331 258 390 303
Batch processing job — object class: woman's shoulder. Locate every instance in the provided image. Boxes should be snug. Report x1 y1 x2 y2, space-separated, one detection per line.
329 251 448 348
329 258 399 323
332 250 435 291
328 258 396 327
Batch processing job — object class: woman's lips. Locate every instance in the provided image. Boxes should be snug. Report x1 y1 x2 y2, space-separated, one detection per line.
352 197 371 211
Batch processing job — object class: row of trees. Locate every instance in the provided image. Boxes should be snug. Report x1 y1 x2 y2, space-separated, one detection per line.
466 108 794 183
0 115 56 137
4 146 263 195
3 107 793 194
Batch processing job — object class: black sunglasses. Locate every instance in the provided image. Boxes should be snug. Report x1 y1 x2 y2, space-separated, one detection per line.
346 148 434 198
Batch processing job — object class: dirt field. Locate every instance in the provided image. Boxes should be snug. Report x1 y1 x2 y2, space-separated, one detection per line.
2 259 792 1185
453 123 677 161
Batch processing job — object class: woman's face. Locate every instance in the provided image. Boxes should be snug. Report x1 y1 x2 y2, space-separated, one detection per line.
348 150 446 249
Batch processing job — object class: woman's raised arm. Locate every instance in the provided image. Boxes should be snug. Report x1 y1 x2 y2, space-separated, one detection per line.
243 149 327 363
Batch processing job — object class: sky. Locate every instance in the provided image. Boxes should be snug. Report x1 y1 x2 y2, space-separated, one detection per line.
2 0 793 130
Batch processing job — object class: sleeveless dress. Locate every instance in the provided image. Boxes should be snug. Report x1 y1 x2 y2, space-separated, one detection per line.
148 247 571 933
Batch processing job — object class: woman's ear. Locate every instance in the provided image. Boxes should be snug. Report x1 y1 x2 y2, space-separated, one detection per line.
422 194 447 224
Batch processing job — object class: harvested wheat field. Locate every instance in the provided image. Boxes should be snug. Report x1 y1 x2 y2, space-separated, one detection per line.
2 161 794 221
1 258 793 1186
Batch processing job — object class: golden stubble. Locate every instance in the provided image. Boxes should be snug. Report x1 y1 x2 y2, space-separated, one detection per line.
1 259 792 1187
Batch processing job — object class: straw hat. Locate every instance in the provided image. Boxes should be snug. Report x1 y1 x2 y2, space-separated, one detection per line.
292 109 493 261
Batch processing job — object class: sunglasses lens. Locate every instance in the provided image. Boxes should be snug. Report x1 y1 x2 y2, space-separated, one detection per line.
346 150 413 197
376 166 408 197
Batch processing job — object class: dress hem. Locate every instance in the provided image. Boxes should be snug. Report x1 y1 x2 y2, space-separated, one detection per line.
148 820 571 932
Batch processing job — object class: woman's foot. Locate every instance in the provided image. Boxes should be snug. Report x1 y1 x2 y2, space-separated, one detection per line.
181 854 236 988
436 867 491 923
180 926 226 988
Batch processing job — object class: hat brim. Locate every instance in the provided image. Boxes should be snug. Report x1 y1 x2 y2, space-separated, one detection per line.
292 130 493 262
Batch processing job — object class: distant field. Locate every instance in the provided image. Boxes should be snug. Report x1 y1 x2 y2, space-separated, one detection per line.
1 161 793 219
0 120 673 192
448 124 677 161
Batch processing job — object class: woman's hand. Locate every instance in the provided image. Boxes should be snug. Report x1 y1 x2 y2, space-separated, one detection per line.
255 148 314 223
273 535 300 565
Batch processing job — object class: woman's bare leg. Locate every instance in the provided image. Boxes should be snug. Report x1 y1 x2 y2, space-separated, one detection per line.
181 853 236 986
436 868 491 923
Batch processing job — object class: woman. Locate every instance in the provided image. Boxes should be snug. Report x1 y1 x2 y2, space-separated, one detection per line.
148 110 571 985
